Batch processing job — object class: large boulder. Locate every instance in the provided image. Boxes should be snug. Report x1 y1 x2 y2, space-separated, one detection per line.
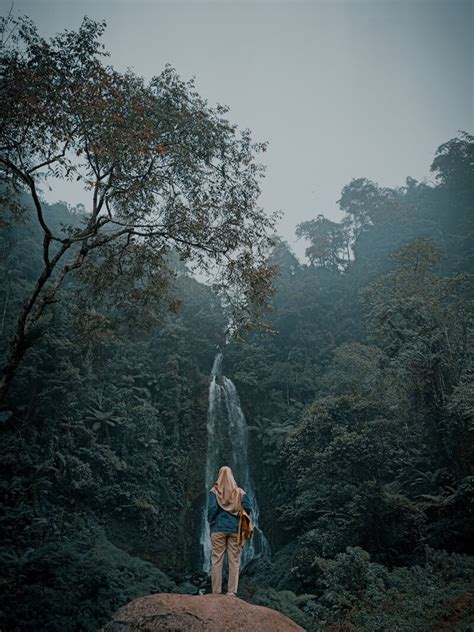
103 592 306 631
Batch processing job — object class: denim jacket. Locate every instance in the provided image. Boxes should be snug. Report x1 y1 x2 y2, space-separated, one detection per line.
207 490 252 534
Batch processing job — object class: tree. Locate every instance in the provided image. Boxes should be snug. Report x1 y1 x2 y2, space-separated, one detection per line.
281 395 416 561
429 131 474 273
267 236 300 276
296 214 349 269
360 238 474 467
0 15 278 404
430 131 474 189
337 177 400 240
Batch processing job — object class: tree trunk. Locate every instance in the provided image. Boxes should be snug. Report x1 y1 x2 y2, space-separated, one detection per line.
0 244 74 407
0 333 27 407
1 284 10 336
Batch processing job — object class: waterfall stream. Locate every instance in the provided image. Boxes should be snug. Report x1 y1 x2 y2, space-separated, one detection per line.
200 353 271 574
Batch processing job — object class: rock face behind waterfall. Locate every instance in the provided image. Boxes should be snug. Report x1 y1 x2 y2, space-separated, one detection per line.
102 593 305 631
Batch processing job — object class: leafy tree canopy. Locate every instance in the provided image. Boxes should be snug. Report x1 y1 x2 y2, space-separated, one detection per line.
0 15 278 403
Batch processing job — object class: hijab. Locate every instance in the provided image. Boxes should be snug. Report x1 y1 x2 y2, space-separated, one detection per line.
210 465 245 516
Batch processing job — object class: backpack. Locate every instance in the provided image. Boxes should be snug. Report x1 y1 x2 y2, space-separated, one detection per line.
237 504 254 546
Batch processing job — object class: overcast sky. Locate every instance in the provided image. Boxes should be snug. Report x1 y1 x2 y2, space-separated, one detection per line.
4 0 473 259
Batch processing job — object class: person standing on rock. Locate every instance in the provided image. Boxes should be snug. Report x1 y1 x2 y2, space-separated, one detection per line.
207 465 252 596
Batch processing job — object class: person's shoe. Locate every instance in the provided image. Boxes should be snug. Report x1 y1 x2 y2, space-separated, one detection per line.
226 592 237 596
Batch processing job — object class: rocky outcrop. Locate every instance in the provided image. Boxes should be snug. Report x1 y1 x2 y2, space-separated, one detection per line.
103 592 306 631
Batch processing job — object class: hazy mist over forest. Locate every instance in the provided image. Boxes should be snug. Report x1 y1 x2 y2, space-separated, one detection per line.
7 0 473 258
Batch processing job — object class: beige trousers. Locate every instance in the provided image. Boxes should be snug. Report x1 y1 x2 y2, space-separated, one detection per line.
210 532 242 594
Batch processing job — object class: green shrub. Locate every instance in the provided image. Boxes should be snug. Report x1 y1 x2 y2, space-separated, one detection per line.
0 525 176 631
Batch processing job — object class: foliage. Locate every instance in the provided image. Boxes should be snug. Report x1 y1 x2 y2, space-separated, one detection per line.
1 56 473 631
0 199 220 629
245 546 474 632
0 14 278 403
227 132 473 628
296 215 349 269
0 524 176 631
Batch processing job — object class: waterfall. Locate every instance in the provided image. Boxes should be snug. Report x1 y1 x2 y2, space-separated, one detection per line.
200 352 271 574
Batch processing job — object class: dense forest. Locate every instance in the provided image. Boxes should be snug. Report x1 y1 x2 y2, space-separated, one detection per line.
1 15 473 632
